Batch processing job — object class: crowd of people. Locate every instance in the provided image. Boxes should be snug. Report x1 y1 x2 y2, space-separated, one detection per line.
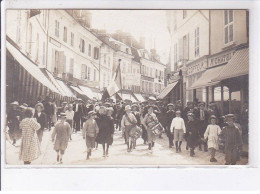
6 95 248 165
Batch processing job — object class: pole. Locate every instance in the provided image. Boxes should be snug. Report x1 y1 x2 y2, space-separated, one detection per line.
118 59 123 99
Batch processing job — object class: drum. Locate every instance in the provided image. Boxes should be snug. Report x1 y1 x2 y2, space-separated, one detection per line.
151 123 164 136
129 126 142 139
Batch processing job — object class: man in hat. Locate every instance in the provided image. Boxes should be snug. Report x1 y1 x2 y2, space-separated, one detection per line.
34 102 47 143
7 101 21 145
186 112 200 157
52 113 71 163
170 110 186 153
183 102 194 123
166 103 176 148
220 114 243 165
121 105 137 152
73 99 85 133
208 102 220 119
195 102 209 152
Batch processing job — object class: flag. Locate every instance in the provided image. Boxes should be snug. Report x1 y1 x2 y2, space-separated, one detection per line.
106 63 122 97
101 89 110 101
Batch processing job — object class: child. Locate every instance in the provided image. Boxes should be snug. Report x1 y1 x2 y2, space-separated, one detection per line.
52 113 71 164
65 104 74 140
204 115 222 162
82 111 99 160
220 114 243 165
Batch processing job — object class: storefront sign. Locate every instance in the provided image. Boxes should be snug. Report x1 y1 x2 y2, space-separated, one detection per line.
208 50 236 68
187 59 207 76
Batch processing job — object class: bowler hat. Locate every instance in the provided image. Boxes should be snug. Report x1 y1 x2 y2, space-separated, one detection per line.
225 114 235 119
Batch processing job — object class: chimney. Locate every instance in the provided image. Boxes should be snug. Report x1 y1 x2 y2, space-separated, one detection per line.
139 36 145 49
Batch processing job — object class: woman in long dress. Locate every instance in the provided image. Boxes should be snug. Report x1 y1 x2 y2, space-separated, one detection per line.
142 105 158 150
19 108 41 165
95 106 114 157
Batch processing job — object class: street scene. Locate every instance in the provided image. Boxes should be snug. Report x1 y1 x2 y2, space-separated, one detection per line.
4 10 249 166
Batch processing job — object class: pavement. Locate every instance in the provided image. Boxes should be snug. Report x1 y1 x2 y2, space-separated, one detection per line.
5 128 248 166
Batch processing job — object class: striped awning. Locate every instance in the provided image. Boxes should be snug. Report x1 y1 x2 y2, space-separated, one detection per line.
70 86 85 95
157 81 178 99
213 48 249 81
6 41 61 95
133 93 146 102
55 79 75 98
189 65 225 89
79 85 95 100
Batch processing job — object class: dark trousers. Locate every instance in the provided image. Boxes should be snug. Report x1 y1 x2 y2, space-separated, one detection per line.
225 147 238 165
74 117 82 132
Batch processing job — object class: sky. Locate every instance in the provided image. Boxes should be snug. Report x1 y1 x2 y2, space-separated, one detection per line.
90 10 171 64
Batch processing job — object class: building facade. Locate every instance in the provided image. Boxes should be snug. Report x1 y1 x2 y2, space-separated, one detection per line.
166 9 249 115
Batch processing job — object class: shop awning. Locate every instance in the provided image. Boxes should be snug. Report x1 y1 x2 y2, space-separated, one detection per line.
92 91 102 100
189 65 225 89
6 41 61 95
55 79 75 98
79 85 95 100
117 93 137 103
133 93 146 102
157 81 178 99
213 48 249 81
70 86 85 96
45 70 67 96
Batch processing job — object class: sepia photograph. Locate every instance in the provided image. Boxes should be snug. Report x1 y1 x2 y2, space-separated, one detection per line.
3 8 249 166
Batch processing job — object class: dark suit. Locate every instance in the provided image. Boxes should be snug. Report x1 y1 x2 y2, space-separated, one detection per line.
195 109 209 151
73 103 85 132
34 112 47 142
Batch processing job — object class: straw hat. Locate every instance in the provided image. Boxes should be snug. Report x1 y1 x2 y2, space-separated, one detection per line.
35 103 44 111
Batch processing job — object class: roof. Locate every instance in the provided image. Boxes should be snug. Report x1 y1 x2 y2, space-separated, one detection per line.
157 81 179 99
189 65 225 89
213 48 249 81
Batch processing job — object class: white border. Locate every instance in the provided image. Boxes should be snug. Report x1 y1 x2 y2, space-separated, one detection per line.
1 0 260 190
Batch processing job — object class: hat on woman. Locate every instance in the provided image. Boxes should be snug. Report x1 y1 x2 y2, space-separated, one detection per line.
88 111 97 116
106 107 114 112
125 105 131 111
10 101 19 106
35 103 44 111
20 103 28 109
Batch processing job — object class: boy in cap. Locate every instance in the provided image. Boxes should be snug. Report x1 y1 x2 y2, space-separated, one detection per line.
52 113 71 164
220 114 243 165
170 110 186 153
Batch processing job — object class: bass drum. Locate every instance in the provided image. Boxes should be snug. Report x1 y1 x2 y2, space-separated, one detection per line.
129 126 142 139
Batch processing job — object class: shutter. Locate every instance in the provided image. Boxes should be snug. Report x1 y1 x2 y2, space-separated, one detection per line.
178 38 183 61
63 55 66 73
57 51 64 74
52 48 55 73
81 64 86 80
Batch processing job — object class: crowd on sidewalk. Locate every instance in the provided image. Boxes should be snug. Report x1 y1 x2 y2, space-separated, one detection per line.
5 95 248 165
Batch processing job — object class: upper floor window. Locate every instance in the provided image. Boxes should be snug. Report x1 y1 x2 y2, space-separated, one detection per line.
16 10 21 44
55 20 59 38
88 44 92 57
183 10 187 19
80 39 85 53
71 32 74 46
70 58 74 75
108 56 110 67
28 23 32 54
94 69 96 81
94 47 99 59
104 54 107 64
224 10 234 44
195 27 199 57
63 26 67 43
42 42 46 66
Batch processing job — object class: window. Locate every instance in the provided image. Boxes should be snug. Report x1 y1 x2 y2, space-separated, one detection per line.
88 44 92 57
183 34 189 60
94 69 96 81
35 33 39 62
69 58 74 75
128 63 131 73
16 10 21 44
63 26 67 42
122 62 126 73
155 69 158 78
195 27 199 57
71 32 74 46
80 39 85 53
63 55 67 73
28 23 32 54
87 67 91 80
42 42 45 66
54 51 59 73
55 20 59 37
94 47 99 59
150 67 152 77
81 64 86 80
108 56 110 67
224 10 234 44
104 54 107 64
183 10 187 19
174 43 177 66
